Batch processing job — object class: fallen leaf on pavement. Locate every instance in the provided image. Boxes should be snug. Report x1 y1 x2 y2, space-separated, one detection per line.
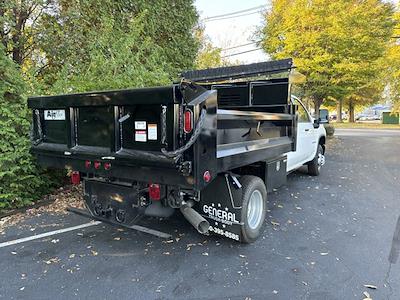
44 257 60 264
363 291 372 300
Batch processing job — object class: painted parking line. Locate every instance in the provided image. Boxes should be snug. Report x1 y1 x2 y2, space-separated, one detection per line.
0 221 101 249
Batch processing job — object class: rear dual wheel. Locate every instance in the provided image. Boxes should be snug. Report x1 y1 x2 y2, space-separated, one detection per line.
239 176 267 243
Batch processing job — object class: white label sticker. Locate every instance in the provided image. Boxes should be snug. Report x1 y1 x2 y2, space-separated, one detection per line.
148 124 157 140
135 121 146 130
44 110 65 120
135 130 147 142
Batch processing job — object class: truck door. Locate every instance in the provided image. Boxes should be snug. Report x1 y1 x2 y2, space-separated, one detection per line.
287 98 315 171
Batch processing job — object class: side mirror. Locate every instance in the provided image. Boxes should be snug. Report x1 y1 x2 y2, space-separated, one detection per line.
318 109 329 124
313 119 320 129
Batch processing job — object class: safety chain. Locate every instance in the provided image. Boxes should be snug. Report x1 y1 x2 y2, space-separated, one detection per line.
161 108 207 158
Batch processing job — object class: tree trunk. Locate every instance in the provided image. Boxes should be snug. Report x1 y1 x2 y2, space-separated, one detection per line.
337 99 343 123
313 98 323 119
348 100 355 123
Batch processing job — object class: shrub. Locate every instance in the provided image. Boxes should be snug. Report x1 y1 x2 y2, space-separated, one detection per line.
0 46 61 209
324 124 335 137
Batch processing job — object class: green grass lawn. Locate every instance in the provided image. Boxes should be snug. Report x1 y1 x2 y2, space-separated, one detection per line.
332 122 400 129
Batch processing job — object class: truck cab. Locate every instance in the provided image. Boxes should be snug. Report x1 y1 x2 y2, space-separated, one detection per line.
286 96 326 175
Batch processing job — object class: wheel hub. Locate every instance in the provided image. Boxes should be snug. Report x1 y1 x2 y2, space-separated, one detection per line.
247 189 264 230
317 153 325 170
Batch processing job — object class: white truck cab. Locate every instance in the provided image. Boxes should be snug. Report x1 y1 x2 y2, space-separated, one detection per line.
286 96 326 175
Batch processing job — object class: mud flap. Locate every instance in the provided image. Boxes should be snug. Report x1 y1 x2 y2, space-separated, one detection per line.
194 174 244 241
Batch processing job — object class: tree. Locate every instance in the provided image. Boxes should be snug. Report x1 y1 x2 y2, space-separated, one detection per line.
1 0 200 88
50 15 172 93
36 0 199 84
194 28 223 69
386 6 400 112
0 0 54 65
260 0 395 120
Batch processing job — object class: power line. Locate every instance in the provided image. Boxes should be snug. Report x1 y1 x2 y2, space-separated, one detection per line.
222 48 264 58
221 41 262 51
203 10 266 22
201 5 267 21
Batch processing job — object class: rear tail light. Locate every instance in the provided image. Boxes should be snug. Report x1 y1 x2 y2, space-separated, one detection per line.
71 171 80 185
184 109 193 133
85 160 92 168
104 162 111 170
203 170 211 183
94 161 101 169
149 183 161 200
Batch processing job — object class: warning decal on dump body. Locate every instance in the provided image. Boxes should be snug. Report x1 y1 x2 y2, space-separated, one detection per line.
135 130 147 142
148 124 157 140
134 121 146 130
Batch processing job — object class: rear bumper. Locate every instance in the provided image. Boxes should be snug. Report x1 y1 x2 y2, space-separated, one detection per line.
33 151 193 188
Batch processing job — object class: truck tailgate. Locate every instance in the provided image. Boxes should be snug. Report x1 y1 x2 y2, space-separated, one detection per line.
29 86 178 166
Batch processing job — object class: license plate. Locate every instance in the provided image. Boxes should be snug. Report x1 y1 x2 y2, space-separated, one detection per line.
44 110 66 120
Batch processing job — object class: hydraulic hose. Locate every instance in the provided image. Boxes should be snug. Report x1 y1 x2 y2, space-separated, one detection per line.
161 108 207 158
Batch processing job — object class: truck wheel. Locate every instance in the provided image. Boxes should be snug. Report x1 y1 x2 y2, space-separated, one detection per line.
239 176 267 243
308 144 325 176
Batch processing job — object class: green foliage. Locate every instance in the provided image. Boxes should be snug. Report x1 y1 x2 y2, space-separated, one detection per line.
32 0 199 90
386 7 400 112
261 0 395 112
50 15 171 93
194 28 223 69
0 45 60 209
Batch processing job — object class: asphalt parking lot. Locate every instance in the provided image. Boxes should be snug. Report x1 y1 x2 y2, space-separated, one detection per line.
1 129 399 300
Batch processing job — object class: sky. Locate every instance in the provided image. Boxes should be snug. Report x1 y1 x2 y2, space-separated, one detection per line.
195 0 399 64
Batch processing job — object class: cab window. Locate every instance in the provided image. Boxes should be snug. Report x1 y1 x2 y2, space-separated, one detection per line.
294 99 310 123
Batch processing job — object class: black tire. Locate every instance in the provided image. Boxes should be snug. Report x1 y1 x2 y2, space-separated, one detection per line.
239 175 267 243
308 144 324 176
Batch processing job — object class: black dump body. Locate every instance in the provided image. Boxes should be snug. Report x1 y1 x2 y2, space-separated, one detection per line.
28 59 296 192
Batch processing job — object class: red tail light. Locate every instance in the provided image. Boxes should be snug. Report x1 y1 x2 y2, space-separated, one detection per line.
203 170 211 183
184 109 193 133
94 161 101 169
71 171 80 185
149 183 161 200
104 162 111 170
85 160 92 168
